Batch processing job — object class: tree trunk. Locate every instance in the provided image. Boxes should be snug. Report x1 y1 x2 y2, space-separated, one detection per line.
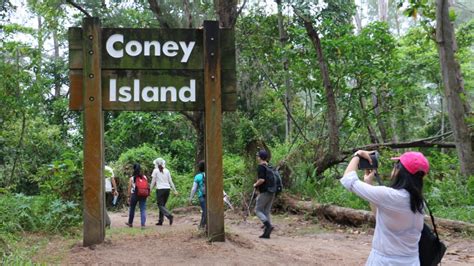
394 6 401 36
183 0 193 28
148 0 172 28
372 87 389 143
280 194 474 233
301 19 340 157
354 7 363 33
36 15 43 77
276 0 291 142
436 0 474 176
378 0 388 22
192 112 205 166
359 96 380 143
53 30 61 98
215 0 237 28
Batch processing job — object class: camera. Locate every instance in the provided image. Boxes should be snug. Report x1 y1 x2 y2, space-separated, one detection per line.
358 151 379 170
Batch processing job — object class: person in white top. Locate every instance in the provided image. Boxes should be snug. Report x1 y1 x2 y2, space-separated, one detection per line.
340 150 429 266
104 165 118 229
150 158 178 226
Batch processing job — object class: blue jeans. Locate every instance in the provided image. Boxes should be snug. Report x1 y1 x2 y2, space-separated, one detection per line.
128 194 147 226
199 196 206 228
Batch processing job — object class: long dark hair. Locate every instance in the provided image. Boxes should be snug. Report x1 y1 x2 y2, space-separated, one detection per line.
390 163 424 213
133 163 143 182
197 160 205 173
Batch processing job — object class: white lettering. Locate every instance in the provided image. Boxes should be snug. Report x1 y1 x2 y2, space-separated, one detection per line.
118 86 132 102
109 79 117 101
125 40 142 57
105 34 196 62
134 79 140 102
144 41 161 56
162 41 179 57
179 79 196 102
142 86 159 102
180 41 195 63
106 34 124 58
161 86 177 102
108 79 196 103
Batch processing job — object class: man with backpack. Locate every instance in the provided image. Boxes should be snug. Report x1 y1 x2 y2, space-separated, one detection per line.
254 150 276 239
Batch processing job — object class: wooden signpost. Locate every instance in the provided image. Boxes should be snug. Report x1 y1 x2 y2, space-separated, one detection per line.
69 18 235 246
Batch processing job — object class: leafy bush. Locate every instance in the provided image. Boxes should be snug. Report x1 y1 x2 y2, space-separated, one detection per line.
222 154 247 207
424 174 474 222
0 193 81 234
115 144 160 184
34 151 83 203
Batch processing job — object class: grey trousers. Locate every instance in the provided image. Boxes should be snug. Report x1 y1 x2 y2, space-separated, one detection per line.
255 192 275 224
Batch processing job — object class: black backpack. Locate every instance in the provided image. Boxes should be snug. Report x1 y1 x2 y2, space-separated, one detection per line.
265 165 283 194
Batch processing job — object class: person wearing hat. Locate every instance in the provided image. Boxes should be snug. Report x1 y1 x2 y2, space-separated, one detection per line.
150 158 177 226
341 150 430 265
254 149 276 239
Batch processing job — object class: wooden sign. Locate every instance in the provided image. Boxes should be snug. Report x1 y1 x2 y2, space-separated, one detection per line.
69 28 236 111
69 18 233 246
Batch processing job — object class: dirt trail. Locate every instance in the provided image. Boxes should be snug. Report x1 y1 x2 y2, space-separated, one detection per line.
63 209 474 265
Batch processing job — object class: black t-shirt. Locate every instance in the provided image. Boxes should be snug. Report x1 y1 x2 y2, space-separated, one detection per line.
256 164 274 193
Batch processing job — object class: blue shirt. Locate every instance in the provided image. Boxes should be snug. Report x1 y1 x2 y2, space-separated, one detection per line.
194 173 205 198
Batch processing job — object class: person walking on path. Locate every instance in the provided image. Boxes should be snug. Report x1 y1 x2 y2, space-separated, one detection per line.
150 158 177 226
340 150 429 265
125 163 148 228
105 165 118 228
189 160 206 229
254 150 276 239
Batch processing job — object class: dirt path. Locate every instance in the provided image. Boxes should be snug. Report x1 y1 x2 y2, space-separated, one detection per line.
62 209 474 265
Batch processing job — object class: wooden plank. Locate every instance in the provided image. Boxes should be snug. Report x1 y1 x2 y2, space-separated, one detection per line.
69 70 236 111
82 17 105 247
69 69 82 110
68 28 235 70
203 21 225 242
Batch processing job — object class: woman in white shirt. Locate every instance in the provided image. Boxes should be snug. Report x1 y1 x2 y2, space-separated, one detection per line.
150 158 178 226
341 150 429 266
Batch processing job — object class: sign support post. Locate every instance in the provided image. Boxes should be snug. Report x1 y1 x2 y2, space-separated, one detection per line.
82 17 105 246
69 19 235 245
203 20 225 242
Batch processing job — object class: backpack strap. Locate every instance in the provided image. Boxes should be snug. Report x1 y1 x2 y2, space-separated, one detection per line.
374 170 383 186
424 199 441 240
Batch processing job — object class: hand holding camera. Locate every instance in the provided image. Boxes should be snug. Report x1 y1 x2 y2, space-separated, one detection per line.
355 150 379 170
354 150 382 185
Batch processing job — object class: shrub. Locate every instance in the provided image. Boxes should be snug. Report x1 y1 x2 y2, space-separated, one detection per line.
0 193 81 234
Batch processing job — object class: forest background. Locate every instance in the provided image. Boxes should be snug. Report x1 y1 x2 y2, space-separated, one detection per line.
1 0 473 262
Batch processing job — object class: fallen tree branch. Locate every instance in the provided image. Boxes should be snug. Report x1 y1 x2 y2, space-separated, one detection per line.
279 194 474 233
346 140 456 154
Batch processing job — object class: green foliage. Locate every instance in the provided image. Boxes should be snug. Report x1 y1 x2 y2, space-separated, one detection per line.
105 112 195 169
115 143 160 180
424 174 474 222
0 193 81 234
222 154 247 204
34 152 83 203
0 116 66 194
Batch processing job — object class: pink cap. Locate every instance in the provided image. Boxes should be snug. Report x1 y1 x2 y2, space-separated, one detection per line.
391 152 429 175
